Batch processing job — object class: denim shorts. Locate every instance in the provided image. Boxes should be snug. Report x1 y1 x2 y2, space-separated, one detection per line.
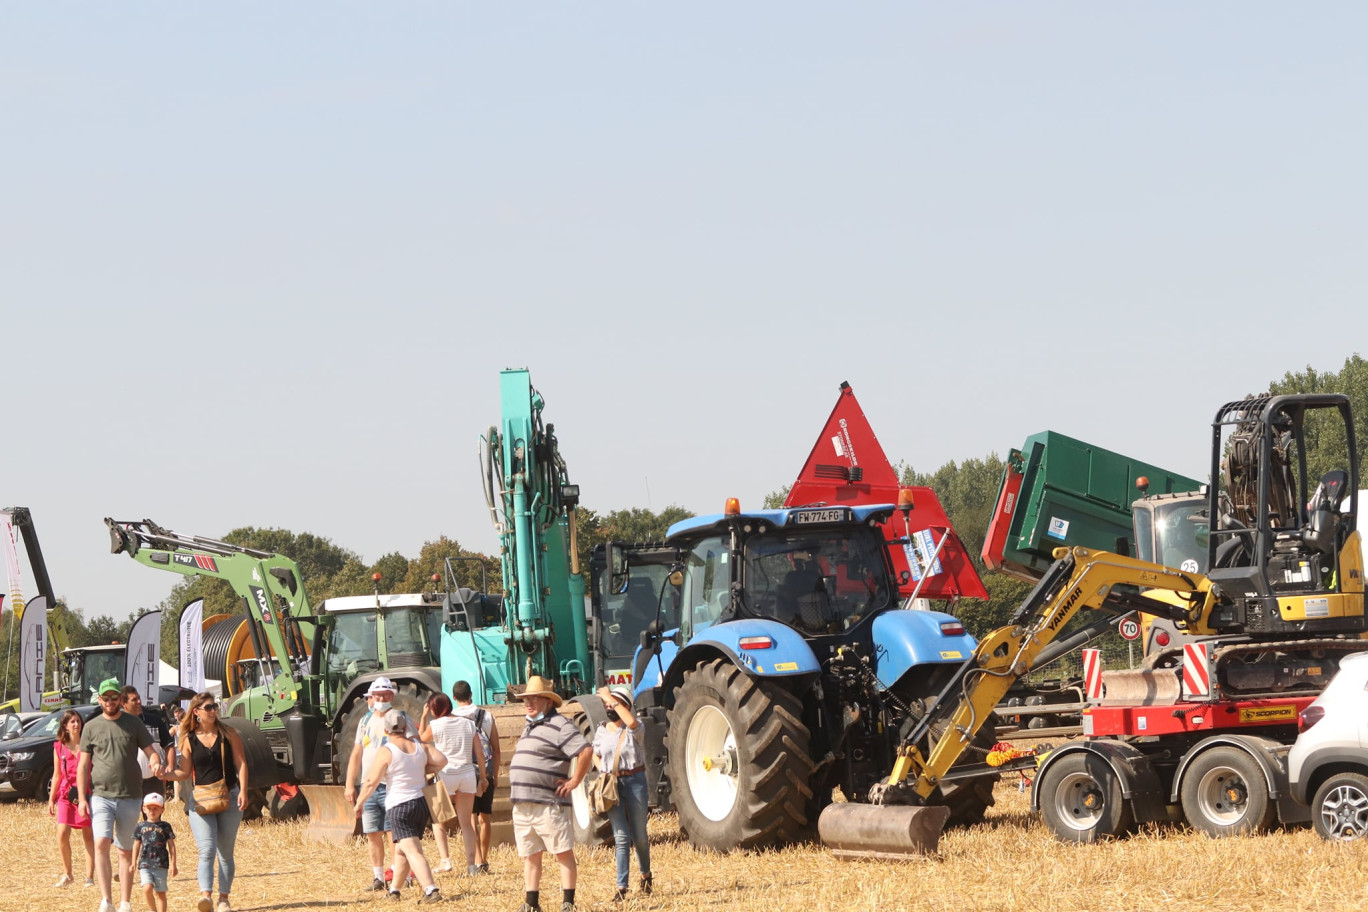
362 783 390 835
90 795 142 850
140 866 169 891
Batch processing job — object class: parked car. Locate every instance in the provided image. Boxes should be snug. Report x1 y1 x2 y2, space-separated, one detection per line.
1288 651 1368 841
0 712 47 740
0 704 99 800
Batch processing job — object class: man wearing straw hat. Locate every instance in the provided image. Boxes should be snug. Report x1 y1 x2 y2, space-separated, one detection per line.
509 675 592 912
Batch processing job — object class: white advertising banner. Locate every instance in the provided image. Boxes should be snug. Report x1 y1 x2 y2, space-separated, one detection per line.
18 595 47 712
125 610 162 704
179 598 204 695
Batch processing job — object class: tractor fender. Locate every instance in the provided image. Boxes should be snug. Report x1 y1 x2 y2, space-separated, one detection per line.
870 610 978 687
1032 740 1169 824
658 620 821 708
1169 735 1306 825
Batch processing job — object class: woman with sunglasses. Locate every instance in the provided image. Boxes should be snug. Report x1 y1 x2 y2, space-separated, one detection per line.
164 693 248 912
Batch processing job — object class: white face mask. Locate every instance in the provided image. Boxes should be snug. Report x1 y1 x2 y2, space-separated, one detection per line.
372 700 392 713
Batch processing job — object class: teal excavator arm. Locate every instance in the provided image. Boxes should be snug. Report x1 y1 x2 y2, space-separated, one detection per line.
480 368 589 693
104 518 319 719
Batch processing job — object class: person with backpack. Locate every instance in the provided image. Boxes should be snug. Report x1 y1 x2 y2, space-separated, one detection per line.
419 694 487 875
450 680 500 873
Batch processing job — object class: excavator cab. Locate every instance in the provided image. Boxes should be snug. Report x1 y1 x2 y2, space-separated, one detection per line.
1204 394 1363 635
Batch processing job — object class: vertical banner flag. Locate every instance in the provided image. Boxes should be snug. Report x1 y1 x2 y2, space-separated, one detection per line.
1 513 23 625
125 610 163 704
19 595 47 712
179 599 204 695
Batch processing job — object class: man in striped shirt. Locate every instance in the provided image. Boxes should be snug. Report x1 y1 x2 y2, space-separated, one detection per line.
509 676 592 912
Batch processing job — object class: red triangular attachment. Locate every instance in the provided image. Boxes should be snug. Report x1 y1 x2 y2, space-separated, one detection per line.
785 382 988 601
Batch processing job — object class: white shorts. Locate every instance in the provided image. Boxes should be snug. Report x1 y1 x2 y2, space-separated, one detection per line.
512 802 573 857
440 769 478 796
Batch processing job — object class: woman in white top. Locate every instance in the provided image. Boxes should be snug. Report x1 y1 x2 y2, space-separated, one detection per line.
419 694 487 875
354 711 447 904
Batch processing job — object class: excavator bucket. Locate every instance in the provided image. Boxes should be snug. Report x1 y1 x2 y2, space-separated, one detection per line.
299 785 361 844
817 803 950 860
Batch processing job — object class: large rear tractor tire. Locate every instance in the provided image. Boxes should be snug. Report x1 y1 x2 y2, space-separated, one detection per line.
565 708 613 847
665 659 813 852
1038 753 1133 843
1179 746 1274 838
331 681 435 784
895 691 999 828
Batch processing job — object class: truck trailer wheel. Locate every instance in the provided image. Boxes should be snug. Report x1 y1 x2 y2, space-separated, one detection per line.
1311 771 1368 841
665 658 813 851
1179 746 1274 838
1038 753 1133 843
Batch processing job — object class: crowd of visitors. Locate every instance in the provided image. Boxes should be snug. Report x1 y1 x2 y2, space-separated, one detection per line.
40 677 657 912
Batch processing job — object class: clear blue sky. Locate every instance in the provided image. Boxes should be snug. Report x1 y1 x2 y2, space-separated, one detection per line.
4 4 1367 620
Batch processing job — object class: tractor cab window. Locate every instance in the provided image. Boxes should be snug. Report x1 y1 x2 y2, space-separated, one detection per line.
1135 498 1208 573
328 612 380 682
385 607 441 668
73 651 125 702
742 527 892 634
680 536 730 640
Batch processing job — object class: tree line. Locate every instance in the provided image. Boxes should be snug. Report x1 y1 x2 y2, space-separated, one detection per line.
4 353 1364 700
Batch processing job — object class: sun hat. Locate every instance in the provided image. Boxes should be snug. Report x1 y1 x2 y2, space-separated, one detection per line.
143 792 165 807
98 678 122 696
520 675 563 708
365 677 396 696
607 686 633 709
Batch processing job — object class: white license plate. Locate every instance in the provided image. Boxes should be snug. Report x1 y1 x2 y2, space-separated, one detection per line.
792 508 847 524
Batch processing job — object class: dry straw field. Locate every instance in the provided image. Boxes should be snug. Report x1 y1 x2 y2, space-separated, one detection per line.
8 777 1368 912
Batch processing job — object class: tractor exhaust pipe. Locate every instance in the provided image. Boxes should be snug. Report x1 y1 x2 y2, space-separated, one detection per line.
817 803 950 860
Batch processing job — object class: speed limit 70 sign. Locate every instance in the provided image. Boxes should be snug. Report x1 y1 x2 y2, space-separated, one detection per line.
1118 617 1141 640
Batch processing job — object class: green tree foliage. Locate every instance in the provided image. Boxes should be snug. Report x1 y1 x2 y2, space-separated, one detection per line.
1267 353 1368 483
763 486 791 509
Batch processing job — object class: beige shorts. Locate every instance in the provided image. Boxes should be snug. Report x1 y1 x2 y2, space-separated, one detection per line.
512 801 573 857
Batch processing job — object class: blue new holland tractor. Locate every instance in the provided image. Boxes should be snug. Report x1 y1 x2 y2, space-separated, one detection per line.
595 500 999 852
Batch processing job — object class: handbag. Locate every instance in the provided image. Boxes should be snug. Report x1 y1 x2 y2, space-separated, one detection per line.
423 778 458 828
588 728 628 816
191 731 231 815
60 748 78 803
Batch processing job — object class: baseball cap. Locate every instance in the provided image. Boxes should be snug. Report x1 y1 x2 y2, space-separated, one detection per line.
383 711 410 734
143 792 165 807
98 678 122 696
366 677 396 696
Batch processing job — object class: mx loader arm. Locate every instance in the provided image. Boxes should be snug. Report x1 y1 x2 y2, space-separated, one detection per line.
818 546 1221 858
105 517 318 719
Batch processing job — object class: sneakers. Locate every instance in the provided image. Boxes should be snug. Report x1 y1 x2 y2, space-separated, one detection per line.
117 902 133 912
467 864 481 877
197 898 213 912
640 875 653 895
84 877 95 888
433 859 453 874
475 864 492 876
561 902 577 912
217 901 232 912
516 904 539 912
612 887 629 903
388 890 402 900
416 890 444 905
367 878 387 893
97 900 114 912
55 874 75 888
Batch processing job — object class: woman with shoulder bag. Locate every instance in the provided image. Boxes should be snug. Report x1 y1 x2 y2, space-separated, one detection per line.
592 686 653 902
49 709 95 888
164 692 248 912
419 694 487 875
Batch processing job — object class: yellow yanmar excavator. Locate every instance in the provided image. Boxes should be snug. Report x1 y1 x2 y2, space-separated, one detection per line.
819 392 1366 856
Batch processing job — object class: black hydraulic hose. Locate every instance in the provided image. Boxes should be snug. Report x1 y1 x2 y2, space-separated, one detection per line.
201 616 247 690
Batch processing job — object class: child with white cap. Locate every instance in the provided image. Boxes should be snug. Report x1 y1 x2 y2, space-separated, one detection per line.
132 793 177 912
